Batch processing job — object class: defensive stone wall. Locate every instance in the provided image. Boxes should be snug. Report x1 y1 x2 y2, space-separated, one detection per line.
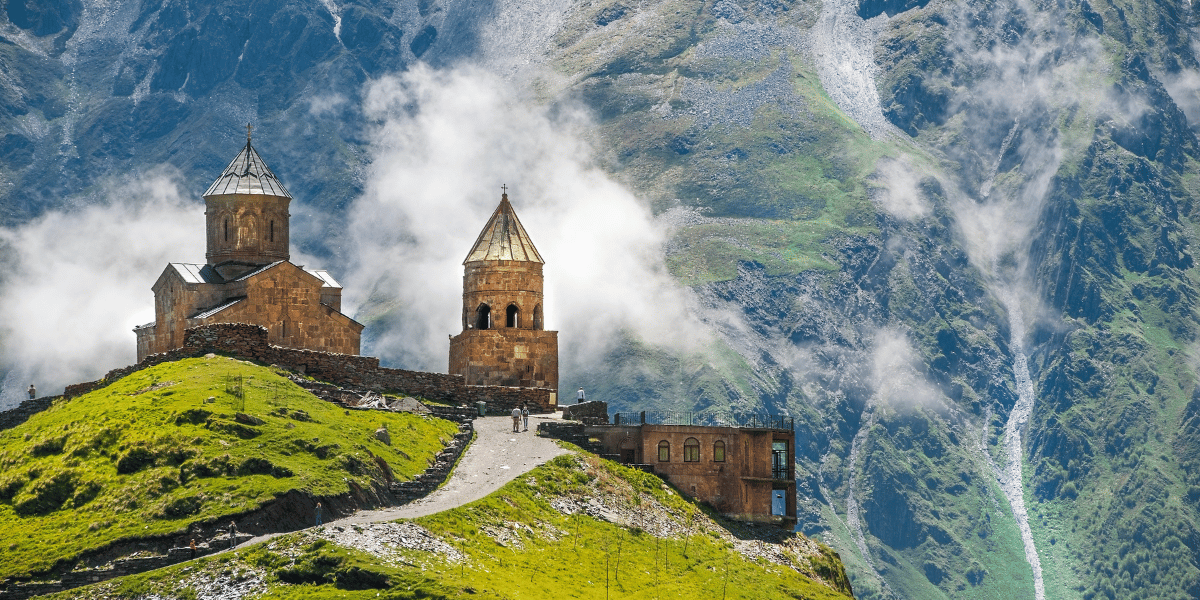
62 323 555 413
0 397 55 432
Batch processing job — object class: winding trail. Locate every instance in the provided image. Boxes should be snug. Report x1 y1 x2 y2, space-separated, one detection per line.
241 413 569 547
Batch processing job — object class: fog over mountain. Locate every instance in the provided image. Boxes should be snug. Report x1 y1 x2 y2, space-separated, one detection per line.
2 0 1200 598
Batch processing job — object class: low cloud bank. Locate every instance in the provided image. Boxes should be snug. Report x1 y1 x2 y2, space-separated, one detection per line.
0 172 201 407
341 65 703 375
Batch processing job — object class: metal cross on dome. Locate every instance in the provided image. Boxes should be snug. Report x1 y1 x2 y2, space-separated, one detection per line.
246 123 253 142
501 184 507 194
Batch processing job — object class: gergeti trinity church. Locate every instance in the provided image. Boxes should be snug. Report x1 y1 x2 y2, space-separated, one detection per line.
135 130 558 392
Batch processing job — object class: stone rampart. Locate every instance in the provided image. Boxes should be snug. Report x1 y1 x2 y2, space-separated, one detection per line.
0 397 55 432
61 323 555 414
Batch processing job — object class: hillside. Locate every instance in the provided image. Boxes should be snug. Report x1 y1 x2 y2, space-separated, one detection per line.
0 356 459 582
46 453 855 600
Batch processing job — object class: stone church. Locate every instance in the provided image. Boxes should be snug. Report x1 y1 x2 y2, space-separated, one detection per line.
134 133 363 361
449 192 559 391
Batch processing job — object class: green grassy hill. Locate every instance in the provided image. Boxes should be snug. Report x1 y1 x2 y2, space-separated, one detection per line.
0 356 459 581
51 453 855 600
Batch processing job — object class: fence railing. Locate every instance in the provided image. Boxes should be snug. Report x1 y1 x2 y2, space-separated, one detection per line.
612 411 794 430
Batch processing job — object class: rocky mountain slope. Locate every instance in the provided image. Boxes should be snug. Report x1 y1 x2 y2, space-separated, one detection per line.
2 0 1200 598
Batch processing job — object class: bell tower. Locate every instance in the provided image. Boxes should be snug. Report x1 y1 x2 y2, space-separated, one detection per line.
449 190 558 390
204 125 292 280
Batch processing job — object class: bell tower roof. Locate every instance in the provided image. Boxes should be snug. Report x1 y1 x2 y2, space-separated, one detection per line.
463 191 544 264
203 127 292 198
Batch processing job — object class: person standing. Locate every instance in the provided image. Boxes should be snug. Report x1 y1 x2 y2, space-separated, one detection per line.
315 502 323 526
27 384 35 400
521 403 530 432
189 538 197 559
577 387 585 403
511 406 522 433
228 522 238 548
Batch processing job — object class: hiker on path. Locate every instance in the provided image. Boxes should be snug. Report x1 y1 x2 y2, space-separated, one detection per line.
228 522 238 548
27 384 35 400
316 502 323 526
521 404 529 432
511 406 521 433
577 387 585 403
190 539 197 559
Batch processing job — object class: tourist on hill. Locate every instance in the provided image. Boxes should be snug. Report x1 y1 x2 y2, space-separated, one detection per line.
521 403 529 432
315 502 322 526
27 384 35 399
577 387 585 403
511 406 521 433
189 539 197 559
228 522 238 548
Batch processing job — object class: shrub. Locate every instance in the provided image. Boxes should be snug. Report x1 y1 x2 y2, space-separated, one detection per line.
174 409 212 426
237 457 275 476
69 481 103 508
14 470 78 516
157 495 204 519
116 447 157 474
30 436 67 457
0 474 26 501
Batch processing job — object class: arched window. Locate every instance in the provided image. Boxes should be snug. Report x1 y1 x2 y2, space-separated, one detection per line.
684 437 700 462
658 440 670 462
475 304 492 330
223 218 229 241
713 440 726 462
506 304 519 328
533 304 543 330
269 220 274 242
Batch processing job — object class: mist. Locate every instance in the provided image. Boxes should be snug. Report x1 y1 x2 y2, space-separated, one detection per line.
0 172 201 408
342 64 703 376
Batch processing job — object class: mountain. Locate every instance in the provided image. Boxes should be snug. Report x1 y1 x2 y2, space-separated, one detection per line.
3 0 1200 598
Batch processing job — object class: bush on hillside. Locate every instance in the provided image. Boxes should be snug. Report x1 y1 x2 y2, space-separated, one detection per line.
13 470 77 516
116 447 156 474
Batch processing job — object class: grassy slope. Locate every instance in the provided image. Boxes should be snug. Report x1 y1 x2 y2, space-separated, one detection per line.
57 453 855 600
0 356 459 580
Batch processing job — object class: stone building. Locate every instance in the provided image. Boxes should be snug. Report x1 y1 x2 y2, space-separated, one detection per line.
448 191 559 393
586 417 796 525
135 133 362 361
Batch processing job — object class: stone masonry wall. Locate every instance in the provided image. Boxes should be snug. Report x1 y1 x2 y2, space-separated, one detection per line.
0 397 55 432
62 323 554 413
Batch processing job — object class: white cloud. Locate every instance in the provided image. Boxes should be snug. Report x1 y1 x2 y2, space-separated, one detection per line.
0 171 202 407
343 64 704 374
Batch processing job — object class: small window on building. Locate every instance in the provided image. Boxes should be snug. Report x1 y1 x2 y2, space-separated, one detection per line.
772 441 789 480
223 219 229 241
684 437 700 462
713 440 726 462
506 304 519 328
658 440 670 462
269 220 274 242
475 304 491 330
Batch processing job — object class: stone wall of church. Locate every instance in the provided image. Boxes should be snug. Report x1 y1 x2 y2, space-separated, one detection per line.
75 324 555 412
204 193 290 267
449 329 559 389
195 264 360 355
460 260 544 330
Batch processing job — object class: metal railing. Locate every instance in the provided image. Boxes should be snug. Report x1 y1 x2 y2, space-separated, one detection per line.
612 410 794 431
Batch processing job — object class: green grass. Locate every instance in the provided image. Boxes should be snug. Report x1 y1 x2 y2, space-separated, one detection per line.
0 356 459 580
56 454 854 600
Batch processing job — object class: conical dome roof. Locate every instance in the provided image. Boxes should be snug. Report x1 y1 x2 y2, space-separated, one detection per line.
203 135 292 198
463 193 544 264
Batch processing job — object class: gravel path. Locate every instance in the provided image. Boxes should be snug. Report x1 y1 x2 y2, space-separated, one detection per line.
240 413 569 547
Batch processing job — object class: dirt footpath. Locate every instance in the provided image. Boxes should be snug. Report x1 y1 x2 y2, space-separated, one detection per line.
241 412 569 547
